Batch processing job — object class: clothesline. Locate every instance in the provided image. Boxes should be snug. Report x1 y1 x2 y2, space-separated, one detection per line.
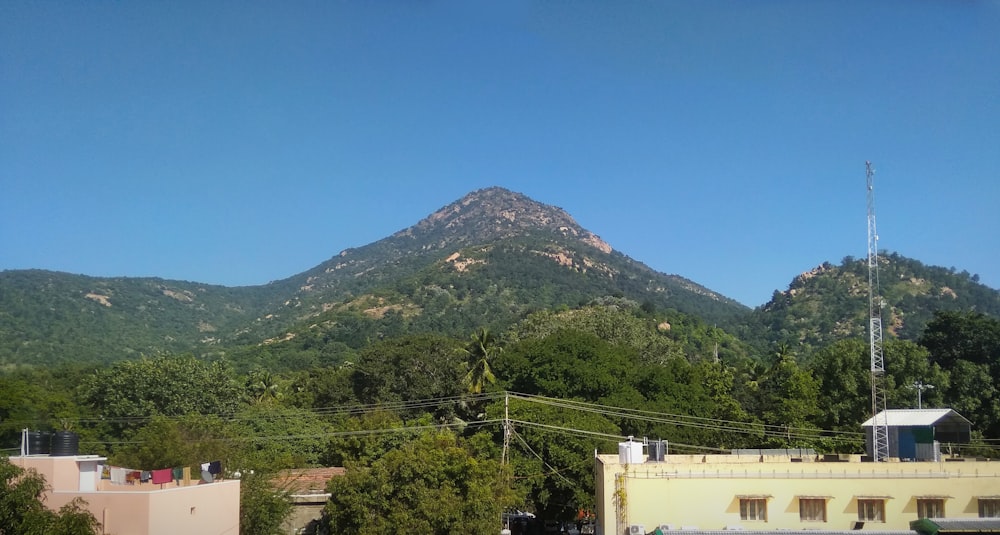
102 460 222 486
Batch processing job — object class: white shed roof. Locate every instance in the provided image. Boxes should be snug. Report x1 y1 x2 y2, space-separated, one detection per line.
860 409 970 428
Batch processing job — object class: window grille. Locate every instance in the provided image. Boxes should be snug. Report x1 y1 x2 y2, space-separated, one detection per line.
858 499 885 522
740 498 767 522
800 499 827 522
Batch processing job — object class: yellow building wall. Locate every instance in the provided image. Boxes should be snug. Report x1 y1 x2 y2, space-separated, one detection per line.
596 454 1000 535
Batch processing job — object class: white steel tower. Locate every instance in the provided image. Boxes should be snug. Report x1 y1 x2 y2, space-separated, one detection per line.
867 161 890 462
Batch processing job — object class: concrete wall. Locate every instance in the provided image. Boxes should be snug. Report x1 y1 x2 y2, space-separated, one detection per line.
11 454 99 492
44 481 241 535
596 453 1000 535
10 455 240 535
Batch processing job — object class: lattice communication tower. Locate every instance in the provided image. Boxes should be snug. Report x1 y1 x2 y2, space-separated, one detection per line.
867 161 889 462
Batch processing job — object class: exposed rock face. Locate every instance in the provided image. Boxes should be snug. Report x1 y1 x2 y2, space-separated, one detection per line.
85 292 112 307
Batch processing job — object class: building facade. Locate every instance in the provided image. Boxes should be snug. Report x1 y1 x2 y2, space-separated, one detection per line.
10 453 241 535
595 445 1000 535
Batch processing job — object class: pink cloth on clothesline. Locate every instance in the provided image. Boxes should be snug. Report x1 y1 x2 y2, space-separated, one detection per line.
151 468 173 484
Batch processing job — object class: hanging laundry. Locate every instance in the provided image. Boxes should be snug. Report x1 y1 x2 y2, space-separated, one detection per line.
208 460 222 475
140 471 152 483
110 467 128 485
151 468 173 485
172 467 184 482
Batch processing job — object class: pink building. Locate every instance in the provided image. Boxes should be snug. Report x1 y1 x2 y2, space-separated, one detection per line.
9 453 241 535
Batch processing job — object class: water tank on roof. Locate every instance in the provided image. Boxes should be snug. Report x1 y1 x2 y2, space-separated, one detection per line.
648 440 667 462
50 431 79 456
26 431 51 455
618 438 644 464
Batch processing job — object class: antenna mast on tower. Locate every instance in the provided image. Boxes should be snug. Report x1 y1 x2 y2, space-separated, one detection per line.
867 161 890 462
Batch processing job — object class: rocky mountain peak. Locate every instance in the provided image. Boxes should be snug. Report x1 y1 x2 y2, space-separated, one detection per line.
395 187 612 253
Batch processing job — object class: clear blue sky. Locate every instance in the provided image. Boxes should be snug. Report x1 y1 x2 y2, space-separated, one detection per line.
2 1 997 307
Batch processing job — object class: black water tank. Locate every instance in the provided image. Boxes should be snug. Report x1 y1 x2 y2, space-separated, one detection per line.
648 440 667 462
27 431 51 455
50 431 79 456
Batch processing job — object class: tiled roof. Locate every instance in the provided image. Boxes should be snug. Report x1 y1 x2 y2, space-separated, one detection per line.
273 467 345 493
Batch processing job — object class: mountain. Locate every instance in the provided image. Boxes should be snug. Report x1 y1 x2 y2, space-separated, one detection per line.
4 187 996 368
750 252 1000 352
268 187 746 323
0 187 748 367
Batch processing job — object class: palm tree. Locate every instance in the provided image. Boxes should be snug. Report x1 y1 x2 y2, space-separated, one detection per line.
247 369 281 405
462 327 500 395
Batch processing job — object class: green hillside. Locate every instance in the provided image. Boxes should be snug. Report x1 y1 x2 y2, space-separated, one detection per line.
750 253 1000 354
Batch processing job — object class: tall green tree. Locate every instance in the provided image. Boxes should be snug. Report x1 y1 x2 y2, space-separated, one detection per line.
811 339 949 429
756 347 821 447
498 329 639 401
810 339 872 433
239 471 293 535
227 405 335 472
245 369 283 405
350 334 465 416
920 311 1000 370
323 410 409 467
323 431 514 535
462 327 500 395
79 355 243 435
0 367 93 450
920 311 1000 437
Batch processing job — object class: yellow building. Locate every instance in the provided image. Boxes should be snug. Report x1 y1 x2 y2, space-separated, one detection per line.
595 444 1000 535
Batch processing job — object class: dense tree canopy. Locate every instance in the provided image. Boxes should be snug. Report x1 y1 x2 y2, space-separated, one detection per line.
79 355 242 429
2 298 999 531
324 430 514 535
920 311 1000 437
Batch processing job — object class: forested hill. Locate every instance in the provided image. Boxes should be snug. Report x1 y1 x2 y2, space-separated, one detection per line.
3 187 996 368
0 187 749 366
0 270 282 366
750 253 1000 352
261 186 748 338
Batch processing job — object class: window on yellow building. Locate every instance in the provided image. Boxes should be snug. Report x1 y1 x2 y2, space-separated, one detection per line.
980 499 1000 518
799 498 827 522
917 499 945 519
858 499 885 522
740 498 767 521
